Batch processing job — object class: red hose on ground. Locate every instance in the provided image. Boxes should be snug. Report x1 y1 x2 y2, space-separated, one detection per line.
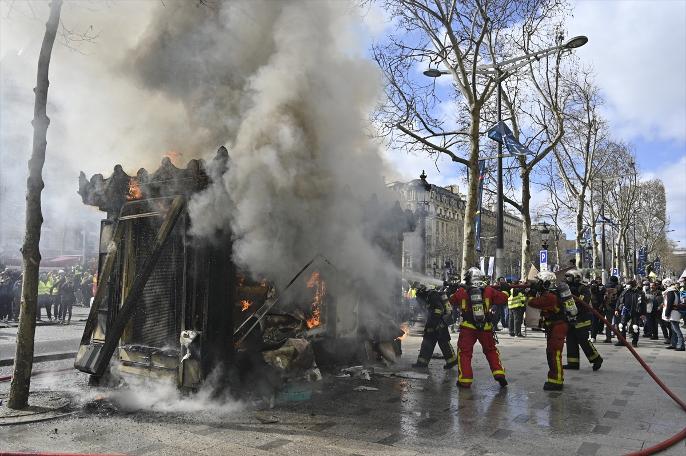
587 306 686 455
0 453 125 456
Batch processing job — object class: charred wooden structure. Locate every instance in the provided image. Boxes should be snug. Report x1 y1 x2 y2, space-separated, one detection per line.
75 148 234 387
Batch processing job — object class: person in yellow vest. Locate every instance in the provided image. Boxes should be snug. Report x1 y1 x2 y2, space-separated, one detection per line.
507 286 528 337
37 274 53 321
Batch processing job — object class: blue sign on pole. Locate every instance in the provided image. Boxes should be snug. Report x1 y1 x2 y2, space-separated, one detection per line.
540 250 548 272
566 248 580 254
611 267 619 278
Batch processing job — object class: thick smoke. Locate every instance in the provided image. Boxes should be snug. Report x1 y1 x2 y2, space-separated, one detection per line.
128 0 402 306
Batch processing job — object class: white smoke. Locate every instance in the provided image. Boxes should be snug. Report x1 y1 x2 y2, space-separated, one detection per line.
126 0 403 305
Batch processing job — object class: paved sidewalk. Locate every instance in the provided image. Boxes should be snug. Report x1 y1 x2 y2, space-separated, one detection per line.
0 328 684 455
0 307 89 361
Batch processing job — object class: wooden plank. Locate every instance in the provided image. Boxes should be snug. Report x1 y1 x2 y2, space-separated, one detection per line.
78 219 126 346
93 196 186 376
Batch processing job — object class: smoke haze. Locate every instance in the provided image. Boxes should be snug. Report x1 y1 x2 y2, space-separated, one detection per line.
126 0 402 304
1 0 403 306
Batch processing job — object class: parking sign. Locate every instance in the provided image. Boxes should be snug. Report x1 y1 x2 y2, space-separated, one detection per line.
540 250 548 272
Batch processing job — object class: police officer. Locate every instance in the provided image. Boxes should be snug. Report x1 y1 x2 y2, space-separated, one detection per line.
615 280 646 347
563 270 602 371
412 284 458 369
602 276 621 343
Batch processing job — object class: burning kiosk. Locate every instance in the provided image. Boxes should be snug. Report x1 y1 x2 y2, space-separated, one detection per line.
74 147 415 389
74 148 235 388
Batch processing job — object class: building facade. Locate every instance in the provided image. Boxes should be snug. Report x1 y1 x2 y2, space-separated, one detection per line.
388 174 465 279
389 173 529 281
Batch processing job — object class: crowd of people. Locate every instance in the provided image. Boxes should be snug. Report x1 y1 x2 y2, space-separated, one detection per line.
0 265 94 324
408 268 686 391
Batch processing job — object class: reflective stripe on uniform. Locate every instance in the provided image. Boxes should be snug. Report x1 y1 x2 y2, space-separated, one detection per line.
417 357 429 364
567 357 580 362
555 350 563 382
492 369 505 376
574 320 591 328
546 377 564 384
460 321 493 330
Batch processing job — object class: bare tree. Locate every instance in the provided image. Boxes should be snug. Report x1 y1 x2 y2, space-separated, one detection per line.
598 146 640 277
494 23 575 278
8 0 63 410
371 0 562 273
553 73 613 268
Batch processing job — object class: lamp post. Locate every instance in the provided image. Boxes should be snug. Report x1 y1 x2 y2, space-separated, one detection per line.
417 170 431 276
424 35 588 279
540 221 550 250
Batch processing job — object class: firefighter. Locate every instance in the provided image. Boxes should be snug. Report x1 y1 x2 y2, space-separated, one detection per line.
411 284 458 370
449 268 508 388
507 285 527 337
563 270 603 371
527 271 572 391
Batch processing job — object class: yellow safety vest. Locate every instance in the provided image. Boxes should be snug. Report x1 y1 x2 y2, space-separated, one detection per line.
507 291 527 309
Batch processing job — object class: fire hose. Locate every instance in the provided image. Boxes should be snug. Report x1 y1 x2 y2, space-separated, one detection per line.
585 305 686 456
0 453 125 456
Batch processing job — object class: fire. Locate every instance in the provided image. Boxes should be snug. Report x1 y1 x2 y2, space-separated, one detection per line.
127 178 142 200
305 271 325 329
396 322 410 341
241 300 252 312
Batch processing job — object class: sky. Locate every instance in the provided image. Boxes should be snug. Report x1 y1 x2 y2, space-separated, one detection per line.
370 0 686 248
0 0 684 253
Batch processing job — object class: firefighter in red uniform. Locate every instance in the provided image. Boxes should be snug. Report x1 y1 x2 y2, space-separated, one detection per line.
527 271 577 391
449 268 508 388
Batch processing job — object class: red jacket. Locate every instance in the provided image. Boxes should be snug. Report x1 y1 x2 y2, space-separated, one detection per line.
450 286 507 330
528 291 566 323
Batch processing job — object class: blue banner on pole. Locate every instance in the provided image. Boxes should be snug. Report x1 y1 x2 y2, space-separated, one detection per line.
475 159 487 252
487 121 534 156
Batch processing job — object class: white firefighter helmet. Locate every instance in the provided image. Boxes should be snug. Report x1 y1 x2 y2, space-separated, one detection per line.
464 267 487 287
535 271 558 289
662 278 674 288
565 269 582 283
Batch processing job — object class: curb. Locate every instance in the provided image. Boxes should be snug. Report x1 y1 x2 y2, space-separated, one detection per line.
0 352 76 368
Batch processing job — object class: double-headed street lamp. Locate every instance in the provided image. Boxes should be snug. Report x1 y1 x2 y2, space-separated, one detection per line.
424 35 588 278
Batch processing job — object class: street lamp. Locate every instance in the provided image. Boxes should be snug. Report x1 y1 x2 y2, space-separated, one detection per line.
424 35 588 279
540 221 550 250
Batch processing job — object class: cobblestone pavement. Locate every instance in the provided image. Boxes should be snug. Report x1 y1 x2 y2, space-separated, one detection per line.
0 327 684 455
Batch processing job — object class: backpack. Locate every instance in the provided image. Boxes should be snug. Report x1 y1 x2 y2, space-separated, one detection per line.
677 289 686 318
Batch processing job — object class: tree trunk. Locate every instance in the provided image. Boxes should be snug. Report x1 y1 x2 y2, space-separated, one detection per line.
8 0 63 410
519 168 532 279
461 108 481 274
575 192 585 268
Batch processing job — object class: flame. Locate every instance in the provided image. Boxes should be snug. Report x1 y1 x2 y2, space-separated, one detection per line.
127 178 142 200
241 299 252 312
396 322 410 341
305 271 325 329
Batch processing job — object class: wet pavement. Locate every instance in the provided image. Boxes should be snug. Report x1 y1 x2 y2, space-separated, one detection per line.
0 326 684 455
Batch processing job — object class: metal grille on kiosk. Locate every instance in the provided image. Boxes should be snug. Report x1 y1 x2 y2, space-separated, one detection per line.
128 217 182 349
